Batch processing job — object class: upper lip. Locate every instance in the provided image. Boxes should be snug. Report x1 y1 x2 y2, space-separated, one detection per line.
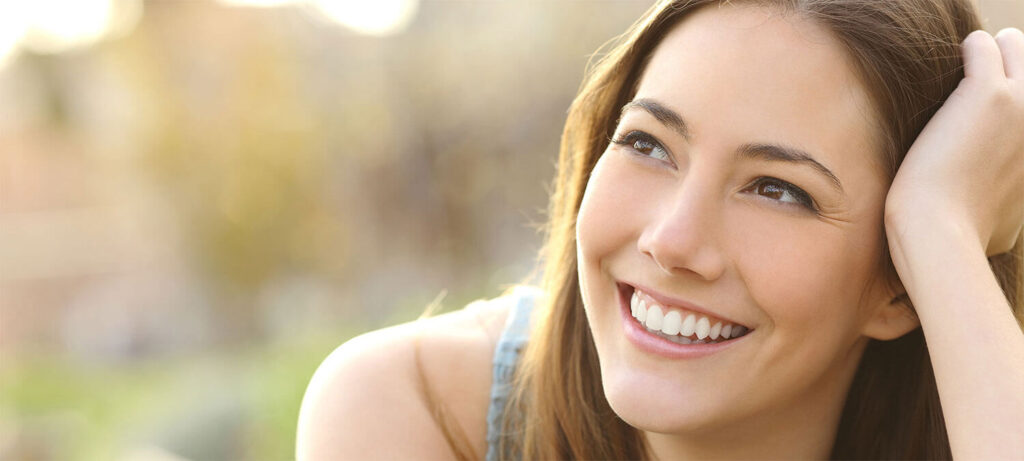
623 281 751 328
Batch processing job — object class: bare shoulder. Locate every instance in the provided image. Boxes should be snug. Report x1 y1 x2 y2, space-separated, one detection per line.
296 293 514 460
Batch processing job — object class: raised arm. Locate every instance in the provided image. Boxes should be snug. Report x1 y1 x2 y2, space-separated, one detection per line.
885 28 1024 460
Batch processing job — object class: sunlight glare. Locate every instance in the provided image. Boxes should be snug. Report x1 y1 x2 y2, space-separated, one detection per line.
313 0 419 37
0 0 141 69
20 0 115 54
216 0 301 7
0 5 29 66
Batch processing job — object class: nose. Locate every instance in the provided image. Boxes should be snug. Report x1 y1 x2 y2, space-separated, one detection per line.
636 179 727 281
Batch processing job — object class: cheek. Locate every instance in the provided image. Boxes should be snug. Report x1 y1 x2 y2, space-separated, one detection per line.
576 153 648 262
729 211 884 336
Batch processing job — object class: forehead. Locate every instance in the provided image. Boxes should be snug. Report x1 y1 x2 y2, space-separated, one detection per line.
634 3 884 179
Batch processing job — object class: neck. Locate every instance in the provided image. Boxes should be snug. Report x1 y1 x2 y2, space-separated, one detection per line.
643 339 868 460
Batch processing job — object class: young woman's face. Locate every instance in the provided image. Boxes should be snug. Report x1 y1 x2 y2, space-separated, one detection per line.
576 4 900 438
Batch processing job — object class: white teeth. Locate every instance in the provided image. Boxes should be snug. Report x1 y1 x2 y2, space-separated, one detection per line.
645 305 664 330
695 316 710 340
661 310 681 335
631 289 751 344
709 322 722 340
680 314 696 336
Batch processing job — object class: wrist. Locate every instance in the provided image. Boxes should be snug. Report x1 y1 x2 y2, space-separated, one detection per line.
884 209 988 294
884 198 984 256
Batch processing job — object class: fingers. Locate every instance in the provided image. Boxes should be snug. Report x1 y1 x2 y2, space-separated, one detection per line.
962 30 1005 81
964 28 1024 81
995 28 1024 80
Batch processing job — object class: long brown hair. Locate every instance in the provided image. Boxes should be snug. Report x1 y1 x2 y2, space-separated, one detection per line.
491 1 1024 460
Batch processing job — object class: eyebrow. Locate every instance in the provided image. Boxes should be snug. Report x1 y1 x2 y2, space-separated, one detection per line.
621 98 691 142
619 98 844 194
737 143 844 193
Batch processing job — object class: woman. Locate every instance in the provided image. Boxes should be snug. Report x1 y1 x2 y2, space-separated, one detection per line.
297 0 1024 459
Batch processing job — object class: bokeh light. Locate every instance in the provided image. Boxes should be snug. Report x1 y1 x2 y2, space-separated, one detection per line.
0 1 1020 460
0 0 142 61
312 0 419 36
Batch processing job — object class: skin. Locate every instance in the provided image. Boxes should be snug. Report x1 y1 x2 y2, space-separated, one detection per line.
575 4 1024 460
296 297 512 460
296 5 1024 460
885 27 1024 460
576 5 908 459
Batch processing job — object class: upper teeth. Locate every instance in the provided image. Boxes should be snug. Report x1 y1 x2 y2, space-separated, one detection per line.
630 289 748 341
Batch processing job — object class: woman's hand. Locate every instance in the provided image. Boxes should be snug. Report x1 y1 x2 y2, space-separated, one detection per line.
881 29 1024 461
885 28 1024 257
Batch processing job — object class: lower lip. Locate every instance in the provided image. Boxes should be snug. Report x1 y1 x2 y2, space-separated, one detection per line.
617 283 749 359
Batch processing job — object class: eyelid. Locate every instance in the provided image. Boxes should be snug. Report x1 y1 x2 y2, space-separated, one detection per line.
747 177 820 213
610 130 821 215
610 130 675 164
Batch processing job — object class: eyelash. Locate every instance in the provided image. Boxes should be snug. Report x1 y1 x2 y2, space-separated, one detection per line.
610 130 673 163
610 129 820 213
743 177 819 212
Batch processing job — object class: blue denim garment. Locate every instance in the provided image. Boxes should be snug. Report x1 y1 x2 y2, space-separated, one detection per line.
484 285 540 461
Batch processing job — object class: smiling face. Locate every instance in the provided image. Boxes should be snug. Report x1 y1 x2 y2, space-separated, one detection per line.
575 3 911 448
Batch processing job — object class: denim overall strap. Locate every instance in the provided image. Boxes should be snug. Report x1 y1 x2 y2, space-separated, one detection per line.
484 286 540 461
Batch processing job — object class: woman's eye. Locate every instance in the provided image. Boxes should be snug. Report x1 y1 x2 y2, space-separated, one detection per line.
747 177 818 212
611 131 672 163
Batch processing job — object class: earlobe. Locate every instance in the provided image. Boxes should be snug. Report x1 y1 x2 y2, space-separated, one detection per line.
861 293 920 341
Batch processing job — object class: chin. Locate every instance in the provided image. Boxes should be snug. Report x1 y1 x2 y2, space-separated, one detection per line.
603 378 725 435
597 357 746 435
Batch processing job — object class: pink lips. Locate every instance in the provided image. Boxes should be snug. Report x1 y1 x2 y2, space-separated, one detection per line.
616 283 751 359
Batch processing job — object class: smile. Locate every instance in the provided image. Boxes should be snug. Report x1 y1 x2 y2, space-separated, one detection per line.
617 283 753 358
631 289 750 344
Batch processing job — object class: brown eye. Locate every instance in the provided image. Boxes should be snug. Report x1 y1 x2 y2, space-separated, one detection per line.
748 177 818 211
632 138 657 155
611 131 672 163
757 181 785 200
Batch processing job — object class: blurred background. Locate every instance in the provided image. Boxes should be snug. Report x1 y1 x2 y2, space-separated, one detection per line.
0 1 1020 460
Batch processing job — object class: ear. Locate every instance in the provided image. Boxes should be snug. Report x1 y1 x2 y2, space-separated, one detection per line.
860 279 920 341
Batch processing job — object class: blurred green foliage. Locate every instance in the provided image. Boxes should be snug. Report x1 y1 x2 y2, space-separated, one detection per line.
2 0 1020 459
0 322 362 460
